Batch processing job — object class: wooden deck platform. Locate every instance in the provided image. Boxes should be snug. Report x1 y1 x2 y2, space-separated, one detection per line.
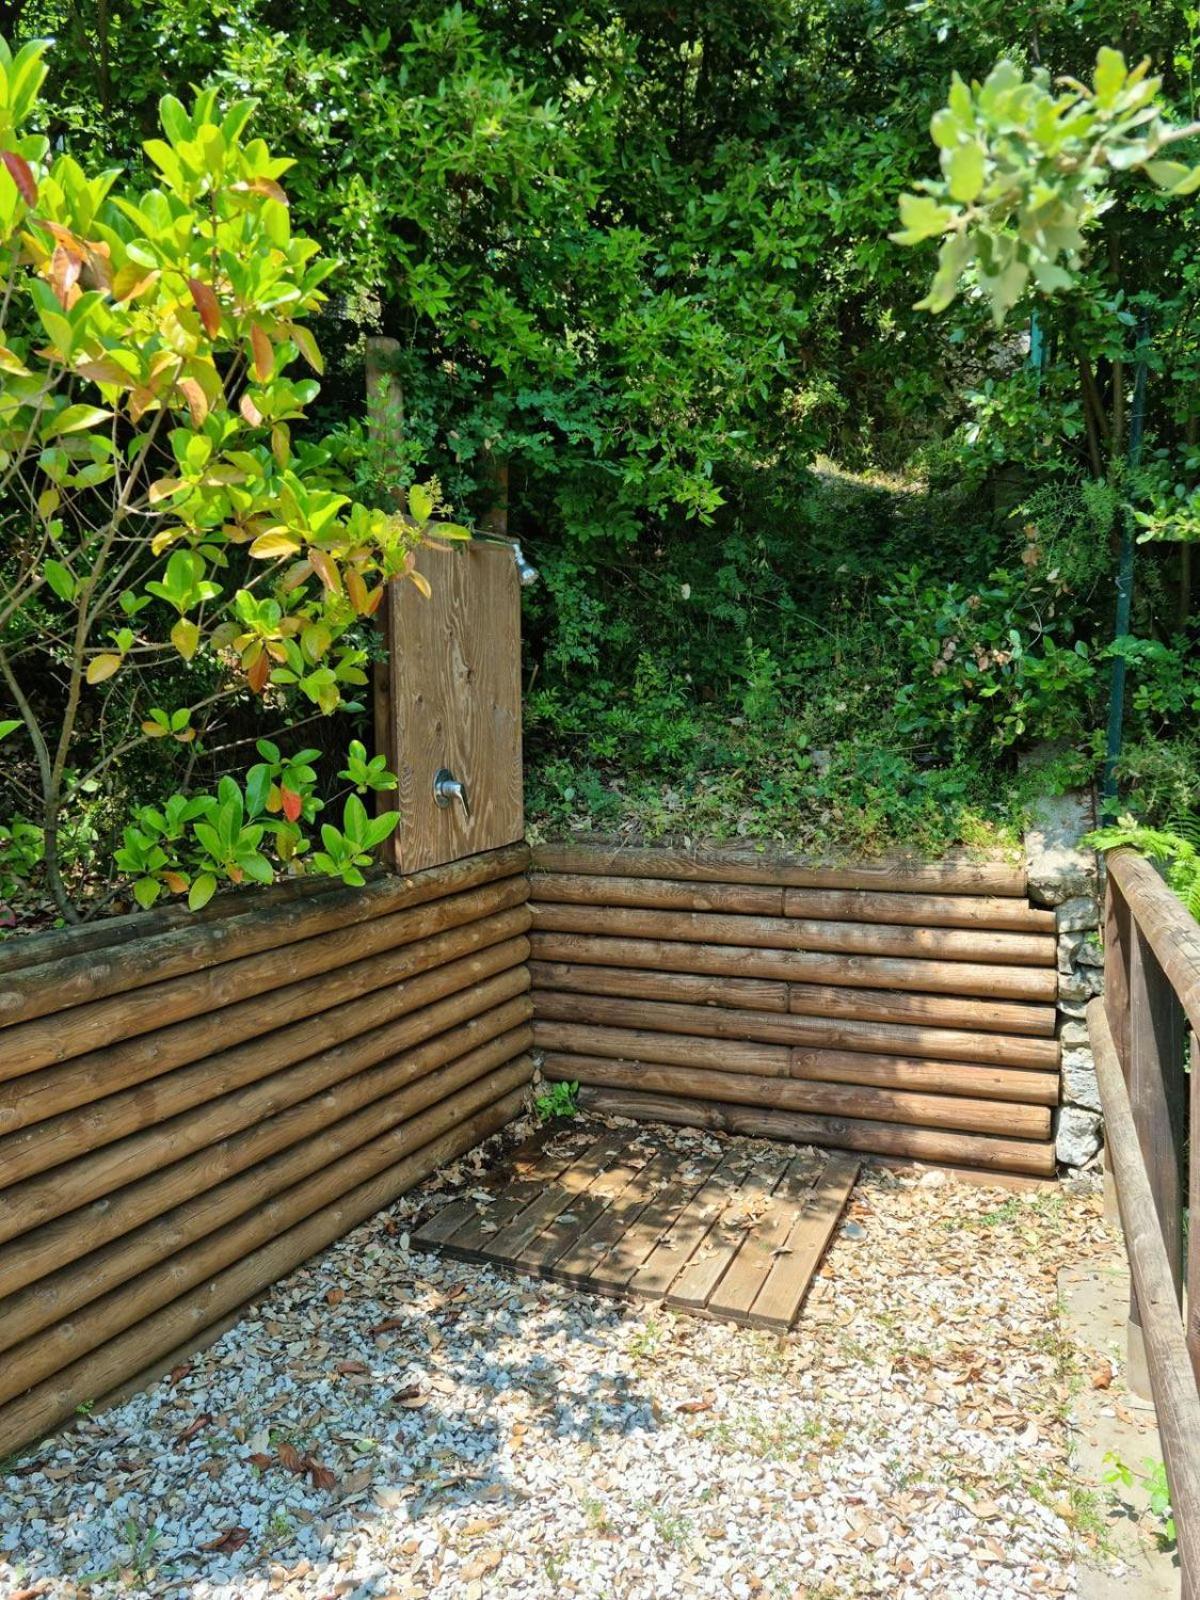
411 1121 860 1332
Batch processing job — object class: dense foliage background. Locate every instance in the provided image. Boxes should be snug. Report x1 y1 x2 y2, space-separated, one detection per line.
3 0 1199 923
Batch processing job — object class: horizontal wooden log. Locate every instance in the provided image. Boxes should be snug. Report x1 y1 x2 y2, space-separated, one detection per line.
573 1085 1056 1177
1107 849 1200 1038
527 960 788 1015
786 980 1054 1038
532 1019 791 1078
1 875 530 1082
0 1023 532 1361
531 903 1054 969
0 911 531 1140
530 842 1027 897
0 1079 528 1457
1088 996 1200 1595
781 885 1052 933
531 990 1058 1070
0 1041 534 1402
0 970 532 1247
0 842 529 1018
536 1028 1057 1105
542 1054 1051 1139
529 872 783 917
0 999 533 1302
529 931 1058 1002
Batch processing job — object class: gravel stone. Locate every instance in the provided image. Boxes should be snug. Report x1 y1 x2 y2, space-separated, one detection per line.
0 1116 1124 1600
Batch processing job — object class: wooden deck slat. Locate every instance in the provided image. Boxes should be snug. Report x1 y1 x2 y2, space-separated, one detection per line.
518 1139 660 1273
548 1148 680 1283
586 1148 724 1293
664 1151 793 1313
748 1154 860 1328
630 1151 753 1300
706 1152 824 1323
480 1130 629 1262
414 1126 588 1253
411 1125 857 1333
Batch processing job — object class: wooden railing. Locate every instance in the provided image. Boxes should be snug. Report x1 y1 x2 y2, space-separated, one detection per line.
1091 847 1200 1596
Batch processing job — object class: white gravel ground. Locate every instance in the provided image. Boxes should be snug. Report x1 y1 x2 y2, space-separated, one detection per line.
0 1117 1118 1600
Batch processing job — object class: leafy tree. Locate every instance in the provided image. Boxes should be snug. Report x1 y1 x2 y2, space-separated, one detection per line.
0 35 464 920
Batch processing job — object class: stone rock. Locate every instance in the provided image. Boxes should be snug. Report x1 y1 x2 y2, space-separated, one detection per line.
1057 973 1091 1002
1076 934 1104 968
1058 1020 1089 1048
1061 1048 1101 1112
1055 1105 1103 1167
1058 999 1087 1019
1025 787 1098 907
1057 932 1082 975
1056 895 1100 933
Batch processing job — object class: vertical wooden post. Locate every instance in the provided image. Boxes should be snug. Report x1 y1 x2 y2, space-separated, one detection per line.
1190 1028 1200 1386
366 336 404 871
1104 873 1131 1074
1126 922 1187 1393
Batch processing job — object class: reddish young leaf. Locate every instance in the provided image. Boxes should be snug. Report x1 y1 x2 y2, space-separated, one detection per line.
250 323 273 382
307 547 342 595
280 786 303 823
246 647 270 695
2 150 37 207
188 278 221 338
239 390 264 427
48 244 82 309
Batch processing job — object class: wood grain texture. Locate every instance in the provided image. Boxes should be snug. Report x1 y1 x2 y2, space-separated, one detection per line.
388 541 523 873
575 1086 1057 1176
2 876 530 1080
781 886 1052 932
529 959 789 1015
0 1042 534 1403
531 902 1054 968
530 872 784 917
0 1025 534 1359
528 931 1058 1002
1108 848 1200 1038
0 844 529 1025
542 1046 1058 1107
1089 997 1200 1599
0 994 533 1305
531 989 1059 1070
530 842 1027 896
0 1080 529 1459
540 1053 1051 1139
0 972 532 1248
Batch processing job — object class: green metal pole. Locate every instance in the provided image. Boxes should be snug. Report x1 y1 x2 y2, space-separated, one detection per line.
1101 323 1150 810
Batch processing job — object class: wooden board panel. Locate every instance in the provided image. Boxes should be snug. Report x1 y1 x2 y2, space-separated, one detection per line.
530 843 1027 897
531 990 1059 1069
386 542 523 873
575 1085 1057 1177
747 1154 860 1329
705 1152 823 1322
529 931 1059 1003
530 902 1055 968
411 1127 857 1333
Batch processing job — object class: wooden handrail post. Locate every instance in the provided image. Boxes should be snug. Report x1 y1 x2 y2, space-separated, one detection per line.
1103 873 1131 1074
1126 921 1187 1392
1190 1027 1200 1386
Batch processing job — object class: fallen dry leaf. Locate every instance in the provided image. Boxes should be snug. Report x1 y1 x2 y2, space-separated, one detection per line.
1090 1360 1113 1390
199 1526 250 1554
176 1412 213 1446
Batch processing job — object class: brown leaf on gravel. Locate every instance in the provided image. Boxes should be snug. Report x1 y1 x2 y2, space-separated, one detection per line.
1090 1360 1113 1390
370 1317 407 1337
247 1453 274 1470
176 1412 213 1446
276 1441 305 1474
168 1362 193 1385
200 1526 250 1553
326 1288 345 1307
675 1397 713 1414
334 1361 369 1376
307 1460 338 1491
